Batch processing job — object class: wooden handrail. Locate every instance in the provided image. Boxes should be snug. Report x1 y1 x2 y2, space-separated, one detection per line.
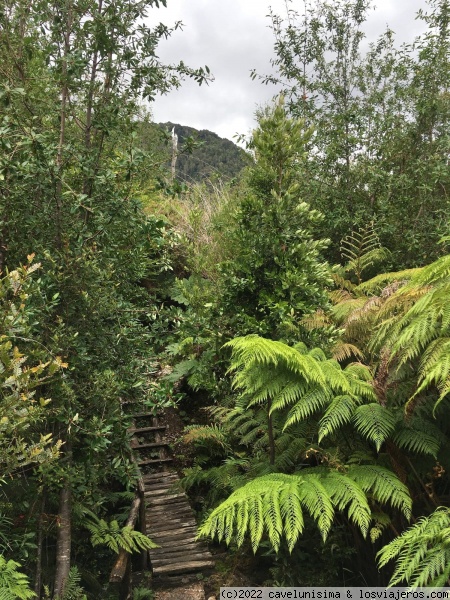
109 474 147 582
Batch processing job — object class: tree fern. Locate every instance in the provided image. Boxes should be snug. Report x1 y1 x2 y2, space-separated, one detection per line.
369 253 450 413
377 507 450 587
0 555 35 600
183 424 231 452
197 473 332 552
322 471 372 538
198 467 410 552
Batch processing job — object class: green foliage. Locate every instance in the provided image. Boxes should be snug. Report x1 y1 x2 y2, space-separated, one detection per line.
372 252 450 412
0 262 62 476
198 466 411 553
377 507 450 587
0 0 210 592
219 98 331 342
132 588 154 600
60 567 86 600
0 555 35 600
340 224 390 285
196 334 411 554
257 0 450 268
86 518 158 554
225 335 375 437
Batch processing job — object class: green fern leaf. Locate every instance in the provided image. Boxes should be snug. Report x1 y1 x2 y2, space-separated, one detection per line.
323 472 371 537
318 395 356 441
353 404 396 451
349 465 411 519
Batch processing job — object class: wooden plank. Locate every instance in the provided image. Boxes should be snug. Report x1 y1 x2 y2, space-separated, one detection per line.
151 542 204 553
129 413 163 419
144 481 179 490
145 493 186 502
132 441 169 450
130 425 167 434
152 560 215 576
147 513 196 524
147 522 198 534
148 527 197 545
144 485 182 495
151 553 213 567
149 535 200 546
147 507 193 519
142 472 178 481
138 458 173 466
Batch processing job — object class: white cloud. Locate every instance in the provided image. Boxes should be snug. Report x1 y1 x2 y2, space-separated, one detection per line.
147 0 428 142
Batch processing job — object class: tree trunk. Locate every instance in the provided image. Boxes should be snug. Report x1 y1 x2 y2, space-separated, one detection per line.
34 493 46 598
53 483 72 598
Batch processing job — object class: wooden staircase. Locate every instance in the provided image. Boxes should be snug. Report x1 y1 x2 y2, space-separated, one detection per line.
128 409 214 583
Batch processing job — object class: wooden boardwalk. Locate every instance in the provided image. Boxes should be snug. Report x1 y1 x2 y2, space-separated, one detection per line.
128 410 214 583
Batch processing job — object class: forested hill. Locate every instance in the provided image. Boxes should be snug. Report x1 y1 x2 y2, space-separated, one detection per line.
158 122 252 182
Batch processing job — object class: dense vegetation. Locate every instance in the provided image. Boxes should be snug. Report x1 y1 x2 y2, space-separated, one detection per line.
0 0 449 597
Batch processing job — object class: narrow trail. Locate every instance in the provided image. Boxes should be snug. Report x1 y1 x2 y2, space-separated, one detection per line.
128 409 215 597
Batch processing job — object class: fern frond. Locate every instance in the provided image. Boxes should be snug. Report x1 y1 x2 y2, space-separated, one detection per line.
353 404 396 451
296 475 334 541
318 395 356 441
283 386 331 428
197 473 333 552
332 341 365 362
348 465 411 519
61 567 86 600
323 471 371 537
225 336 326 387
407 253 450 287
357 269 419 293
392 417 443 457
377 507 450 587
86 518 158 554
0 556 35 600
183 424 231 452
300 309 331 331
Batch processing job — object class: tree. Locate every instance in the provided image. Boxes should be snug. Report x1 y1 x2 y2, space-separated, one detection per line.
196 335 412 561
220 97 331 342
257 0 450 268
0 0 210 595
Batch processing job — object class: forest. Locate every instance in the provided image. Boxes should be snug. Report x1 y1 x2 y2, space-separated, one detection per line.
0 0 449 597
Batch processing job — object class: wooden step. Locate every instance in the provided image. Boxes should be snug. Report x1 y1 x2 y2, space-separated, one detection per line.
132 441 169 450
137 458 173 466
129 412 157 418
148 526 199 538
144 483 181 493
147 510 195 523
151 541 203 551
145 492 186 502
143 472 178 481
150 533 200 544
147 520 198 533
152 560 215 576
129 426 167 434
144 485 182 495
151 552 213 566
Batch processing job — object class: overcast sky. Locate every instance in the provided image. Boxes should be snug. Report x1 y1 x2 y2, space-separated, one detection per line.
147 0 429 143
